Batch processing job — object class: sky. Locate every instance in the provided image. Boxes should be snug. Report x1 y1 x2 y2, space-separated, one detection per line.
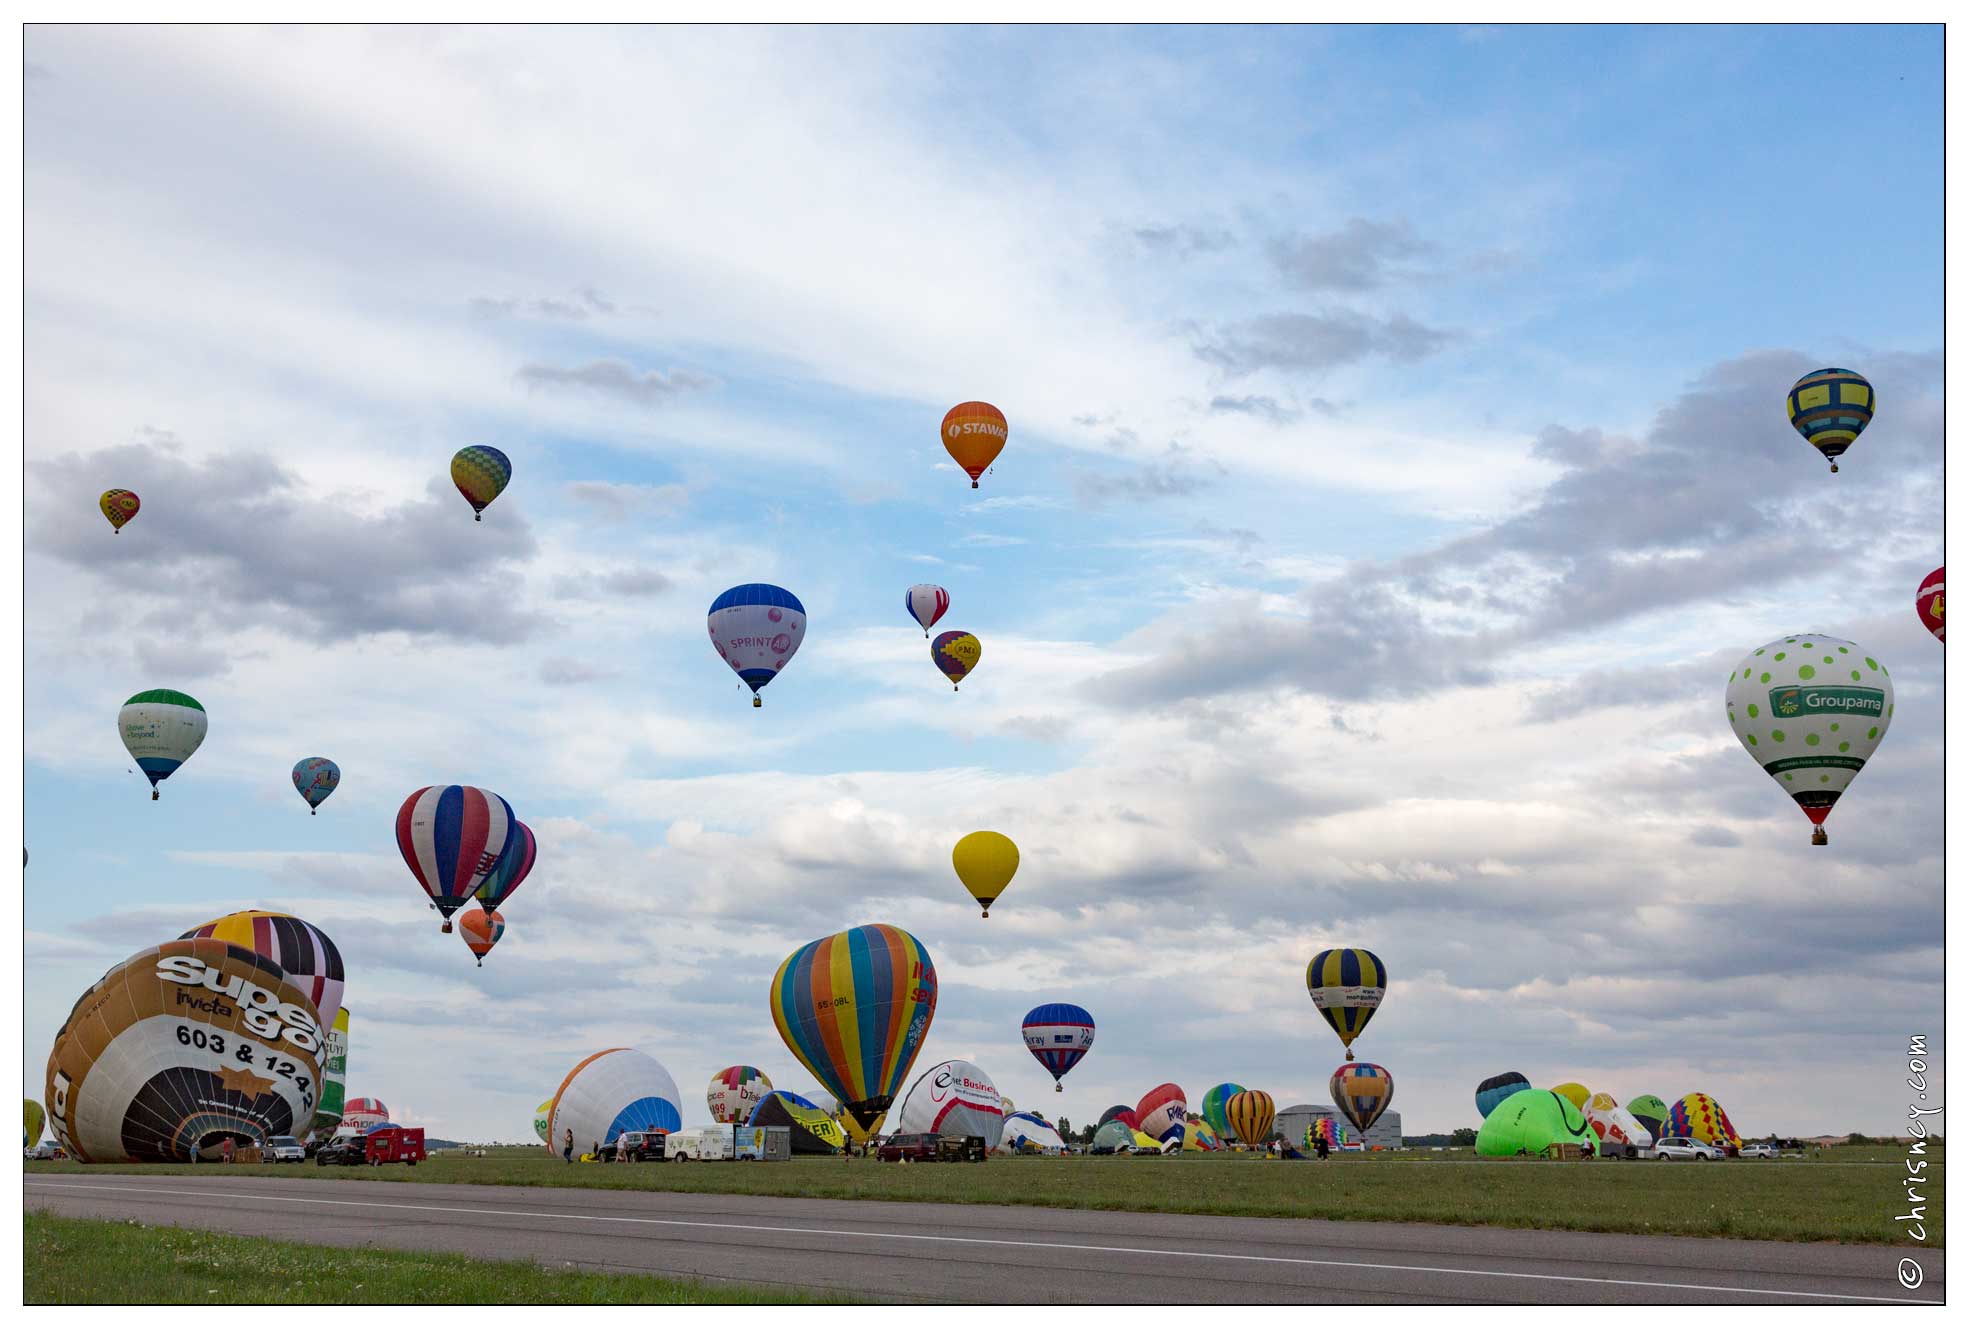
21 23 1944 1142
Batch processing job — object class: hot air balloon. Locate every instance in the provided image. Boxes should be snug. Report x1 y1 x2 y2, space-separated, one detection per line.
895 1059 1007 1151
545 1049 683 1153
119 689 206 800
1136 1083 1187 1146
459 907 504 966
46 938 326 1163
533 1099 554 1142
941 401 1007 488
1201 1083 1245 1139
1475 1089 1598 1158
1305 947 1385 1059
26 1099 45 1148
746 1090 846 1154
99 489 140 533
931 630 981 692
1225 1089 1276 1148
1476 1071 1530 1119
1726 635 1893 845
1666 1092 1742 1152
1021 1002 1095 1091
768 923 938 1143
1331 1062 1394 1135
291 758 341 815
1091 1119 1135 1154
708 584 806 707
1099 1104 1139 1131
451 445 511 520
1551 1082 1590 1111
906 584 950 637
708 1066 773 1125
179 911 345 1033
1626 1094 1669 1142
342 1097 389 1132
1584 1092 1653 1156
998 1111 1067 1155
396 785 517 931
311 1007 350 1141
475 821 536 912
1786 368 1873 473
1917 567 1943 644
953 830 1018 916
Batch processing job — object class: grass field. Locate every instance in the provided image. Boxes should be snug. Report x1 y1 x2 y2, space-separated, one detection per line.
24 1212 857 1304
27 1144 1941 1247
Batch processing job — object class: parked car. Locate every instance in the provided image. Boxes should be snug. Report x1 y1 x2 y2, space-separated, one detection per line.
937 1135 988 1162
612 1130 668 1162
316 1127 425 1167
315 1133 368 1166
875 1133 944 1163
27 1143 58 1161
1652 1136 1720 1161
266 1135 307 1164
1738 1141 1779 1159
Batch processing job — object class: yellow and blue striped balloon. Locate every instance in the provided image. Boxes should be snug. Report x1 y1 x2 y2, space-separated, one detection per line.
1786 368 1873 472
1306 947 1386 1058
451 446 512 520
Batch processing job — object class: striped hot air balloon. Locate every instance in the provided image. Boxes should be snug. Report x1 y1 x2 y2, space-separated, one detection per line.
1021 1003 1095 1091
342 1097 389 1132
395 785 517 932
1225 1089 1276 1148
179 911 345 1033
1786 368 1873 473
1306 947 1386 1058
475 821 536 912
1201 1083 1245 1138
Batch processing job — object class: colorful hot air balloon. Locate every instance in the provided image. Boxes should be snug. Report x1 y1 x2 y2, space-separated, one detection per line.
1331 1062 1394 1135
1135 1083 1187 1146
1584 1092 1654 1154
99 489 140 534
458 907 504 966
768 923 938 1143
1225 1089 1276 1148
1476 1071 1530 1120
1305 947 1386 1058
953 830 1018 916
311 1006 350 1141
1201 1082 1246 1139
1475 1089 1597 1158
906 584 950 637
1626 1094 1669 1142
475 821 536 912
119 689 206 800
1786 368 1873 473
708 584 806 707
895 1059 1007 1151
1098 1104 1139 1131
533 1098 553 1143
1725 634 1893 845
1021 1002 1095 1091
342 1097 389 1132
1666 1092 1742 1151
941 401 1007 488
746 1090 846 1154
1551 1082 1590 1111
451 445 511 520
46 938 326 1163
26 1099 45 1148
932 630 981 691
396 785 517 932
708 1066 773 1125
292 757 340 815
179 911 345 1033
1917 567 1943 644
546 1049 683 1152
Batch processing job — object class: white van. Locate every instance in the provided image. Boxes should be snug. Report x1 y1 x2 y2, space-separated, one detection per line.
665 1126 791 1161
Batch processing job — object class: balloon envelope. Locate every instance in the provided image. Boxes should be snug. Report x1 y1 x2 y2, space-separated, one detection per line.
396 785 517 929
1306 947 1386 1055
343 1098 389 1132
746 1090 845 1154
1022 1002 1094 1087
906 584 950 636
1551 1082 1590 1110
292 758 341 813
1331 1062 1395 1134
932 630 981 688
1918 567 1943 644
459 907 505 964
179 911 345 1034
1475 1089 1598 1157
26 1099 45 1148
1585 1097 1654 1151
1098 1104 1139 1131
476 821 537 912
311 1007 350 1140
1786 368 1874 469
1201 1083 1245 1138
1136 1083 1187 1145
451 445 512 518
47 938 325 1162
546 1049 682 1152
99 488 140 532
1225 1089 1276 1147
1666 1093 1741 1149
119 689 207 797
1092 1119 1135 1153
941 401 1007 487
1626 1094 1668 1140
1476 1071 1530 1120
895 1059 1007 1151
533 1099 554 1142
998 1111 1066 1155
707 1066 773 1125
954 831 1019 916
768 923 938 1141
708 584 806 703
1726 635 1893 841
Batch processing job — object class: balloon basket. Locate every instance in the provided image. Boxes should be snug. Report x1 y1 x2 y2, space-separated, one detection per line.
441 921 454 934
1811 826 1828 846
151 789 158 801
474 512 483 522
753 696 762 708
971 480 979 489
1055 1084 1062 1093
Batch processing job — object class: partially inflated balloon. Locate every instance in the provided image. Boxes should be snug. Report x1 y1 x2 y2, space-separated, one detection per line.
1585 1092 1653 1151
546 1049 682 1151
179 911 345 1033
476 821 536 912
1626 1094 1668 1141
941 402 1007 488
707 1066 773 1125
1726 635 1893 845
932 630 981 691
99 489 140 533
1306 947 1385 1058
533 1099 553 1142
769 924 938 1142
119 689 206 800
47 938 325 1162
1917 567 1943 644
906 584 950 637
26 1099 45 1148
1551 1082 1589 1110
1476 1071 1530 1120
746 1090 845 1154
1475 1089 1597 1157
1225 1089 1276 1147
1098 1104 1139 1131
1136 1083 1187 1145
311 1007 350 1140
452 445 511 520
1092 1119 1134 1153
292 758 341 815
1021 1002 1094 1090
895 1059 1007 1151
343 1097 388 1132
1201 1082 1245 1139
459 908 504 966
953 830 1018 916
1331 1062 1394 1134
1666 1092 1741 1150
396 785 517 931
1786 368 1873 473
708 584 806 706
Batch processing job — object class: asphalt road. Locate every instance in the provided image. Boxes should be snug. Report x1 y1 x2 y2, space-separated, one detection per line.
26 1173 1944 1304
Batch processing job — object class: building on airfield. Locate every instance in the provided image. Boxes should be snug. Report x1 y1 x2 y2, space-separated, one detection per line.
1276 1103 1402 1150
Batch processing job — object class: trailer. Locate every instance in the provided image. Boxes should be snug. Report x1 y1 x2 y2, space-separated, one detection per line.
665 1126 789 1161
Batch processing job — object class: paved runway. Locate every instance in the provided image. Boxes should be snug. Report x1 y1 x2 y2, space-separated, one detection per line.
26 1174 1944 1304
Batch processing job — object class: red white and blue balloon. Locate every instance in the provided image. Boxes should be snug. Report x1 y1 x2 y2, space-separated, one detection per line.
708 584 806 707
395 785 517 932
1021 1003 1095 1091
905 584 950 638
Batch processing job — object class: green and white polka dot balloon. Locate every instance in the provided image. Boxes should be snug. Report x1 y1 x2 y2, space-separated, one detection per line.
1724 634 1893 845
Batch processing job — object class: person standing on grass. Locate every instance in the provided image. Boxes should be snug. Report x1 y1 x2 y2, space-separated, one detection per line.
219 1136 234 1165
562 1128 574 1164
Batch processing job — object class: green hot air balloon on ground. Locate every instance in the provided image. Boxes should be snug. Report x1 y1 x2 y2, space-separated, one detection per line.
1476 1089 1599 1158
1627 1094 1669 1142
1201 1082 1245 1139
26 1099 45 1148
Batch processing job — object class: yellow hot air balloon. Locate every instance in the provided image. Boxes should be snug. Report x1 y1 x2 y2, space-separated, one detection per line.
953 831 1019 917
1551 1082 1590 1110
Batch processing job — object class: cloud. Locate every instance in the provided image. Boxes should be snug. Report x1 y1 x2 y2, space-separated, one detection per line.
1132 222 1235 256
1074 443 1226 507
552 565 675 599
539 656 617 686
566 481 690 521
470 286 620 320
1193 310 1455 375
1207 394 1304 424
516 359 716 406
1267 217 1429 291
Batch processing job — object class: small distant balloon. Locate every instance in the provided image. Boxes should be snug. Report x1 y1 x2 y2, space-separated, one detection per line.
1331 1062 1394 1135
952 830 1018 916
119 689 207 801
476 822 536 913
459 908 505 966
451 446 512 520
1021 1002 1094 1091
1917 566 1943 644
708 584 806 707
1725 634 1893 845
1786 368 1873 473
932 630 981 690
941 402 1007 489
292 758 340 815
906 584 950 638
99 489 140 534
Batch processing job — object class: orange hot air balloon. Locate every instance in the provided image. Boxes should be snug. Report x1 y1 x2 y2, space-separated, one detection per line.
100 489 141 534
941 402 1007 489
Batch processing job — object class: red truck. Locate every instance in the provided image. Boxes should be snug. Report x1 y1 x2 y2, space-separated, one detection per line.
317 1126 426 1167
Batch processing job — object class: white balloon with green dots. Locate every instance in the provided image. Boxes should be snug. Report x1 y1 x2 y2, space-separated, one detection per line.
1724 634 1893 845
